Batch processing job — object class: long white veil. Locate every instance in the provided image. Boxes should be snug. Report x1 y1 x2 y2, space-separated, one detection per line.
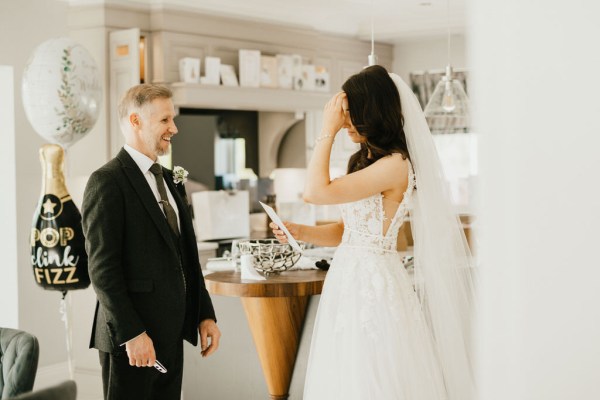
390 73 476 399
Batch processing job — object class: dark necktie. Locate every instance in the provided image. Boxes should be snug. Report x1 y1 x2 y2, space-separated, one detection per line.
149 163 180 237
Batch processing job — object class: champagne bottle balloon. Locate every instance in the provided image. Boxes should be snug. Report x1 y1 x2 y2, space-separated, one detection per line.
30 144 90 292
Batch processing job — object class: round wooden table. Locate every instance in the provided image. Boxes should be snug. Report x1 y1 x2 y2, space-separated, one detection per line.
205 270 327 400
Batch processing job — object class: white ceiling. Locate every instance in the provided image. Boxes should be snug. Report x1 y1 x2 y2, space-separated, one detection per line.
67 0 466 43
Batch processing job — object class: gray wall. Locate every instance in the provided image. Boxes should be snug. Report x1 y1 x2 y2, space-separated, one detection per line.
172 110 259 189
277 120 307 169
393 35 467 81
172 114 218 189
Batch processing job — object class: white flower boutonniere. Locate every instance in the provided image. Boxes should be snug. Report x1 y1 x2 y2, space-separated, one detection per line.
173 166 189 185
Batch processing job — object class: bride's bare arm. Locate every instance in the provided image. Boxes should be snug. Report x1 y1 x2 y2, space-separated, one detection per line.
270 221 344 247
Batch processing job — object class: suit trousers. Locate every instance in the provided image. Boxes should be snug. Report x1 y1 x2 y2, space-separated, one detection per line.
99 339 184 400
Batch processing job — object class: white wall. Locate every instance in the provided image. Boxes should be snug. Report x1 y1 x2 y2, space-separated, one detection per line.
0 66 19 329
0 4 344 399
392 34 467 82
0 0 75 369
471 1 600 399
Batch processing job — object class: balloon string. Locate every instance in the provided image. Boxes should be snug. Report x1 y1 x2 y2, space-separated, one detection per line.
60 291 75 380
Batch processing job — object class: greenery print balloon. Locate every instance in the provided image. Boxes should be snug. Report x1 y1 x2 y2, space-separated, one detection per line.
22 37 102 148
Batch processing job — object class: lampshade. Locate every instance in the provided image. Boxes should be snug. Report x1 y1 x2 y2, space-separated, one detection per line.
423 66 470 134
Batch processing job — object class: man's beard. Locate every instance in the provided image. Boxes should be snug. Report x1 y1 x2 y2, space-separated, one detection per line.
156 145 169 156
143 135 169 157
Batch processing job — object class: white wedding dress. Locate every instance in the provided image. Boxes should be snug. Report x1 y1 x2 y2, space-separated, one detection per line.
303 162 448 400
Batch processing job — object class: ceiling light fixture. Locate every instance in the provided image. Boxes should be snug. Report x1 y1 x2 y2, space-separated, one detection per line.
367 0 378 66
423 0 470 133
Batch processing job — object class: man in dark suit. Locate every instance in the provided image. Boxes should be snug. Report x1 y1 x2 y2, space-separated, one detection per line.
82 83 220 400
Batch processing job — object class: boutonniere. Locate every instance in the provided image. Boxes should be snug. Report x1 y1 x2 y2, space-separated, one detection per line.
172 165 189 185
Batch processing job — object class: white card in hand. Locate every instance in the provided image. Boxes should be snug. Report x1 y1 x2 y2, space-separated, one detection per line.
259 201 303 253
240 254 266 281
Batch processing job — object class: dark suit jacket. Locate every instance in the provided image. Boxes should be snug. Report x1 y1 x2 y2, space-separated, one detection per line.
82 148 216 356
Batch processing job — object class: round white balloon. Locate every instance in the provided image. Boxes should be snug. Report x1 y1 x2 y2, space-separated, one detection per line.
22 37 102 148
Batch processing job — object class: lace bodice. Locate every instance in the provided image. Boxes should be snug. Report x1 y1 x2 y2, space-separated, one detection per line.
339 162 415 253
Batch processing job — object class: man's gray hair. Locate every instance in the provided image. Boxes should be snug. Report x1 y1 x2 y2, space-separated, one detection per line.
117 83 173 120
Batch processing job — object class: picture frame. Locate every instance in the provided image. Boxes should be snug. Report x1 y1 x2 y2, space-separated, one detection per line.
291 54 303 90
314 66 330 92
178 57 200 83
239 49 261 88
220 64 239 87
297 64 316 91
260 55 278 88
202 56 221 85
276 54 294 89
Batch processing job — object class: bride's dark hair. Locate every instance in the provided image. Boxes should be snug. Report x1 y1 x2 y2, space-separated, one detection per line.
342 65 410 173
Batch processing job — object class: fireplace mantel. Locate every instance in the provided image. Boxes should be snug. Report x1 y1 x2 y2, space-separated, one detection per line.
170 83 330 113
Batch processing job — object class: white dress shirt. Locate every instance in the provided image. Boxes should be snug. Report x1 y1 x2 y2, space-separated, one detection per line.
120 145 182 346
124 144 181 231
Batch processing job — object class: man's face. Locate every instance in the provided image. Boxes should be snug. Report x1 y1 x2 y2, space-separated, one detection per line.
134 97 178 160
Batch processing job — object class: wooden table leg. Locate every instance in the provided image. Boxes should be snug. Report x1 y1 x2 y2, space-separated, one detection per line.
241 296 309 400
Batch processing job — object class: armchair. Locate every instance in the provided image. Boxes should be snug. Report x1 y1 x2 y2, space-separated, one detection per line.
0 328 40 398
7 381 76 400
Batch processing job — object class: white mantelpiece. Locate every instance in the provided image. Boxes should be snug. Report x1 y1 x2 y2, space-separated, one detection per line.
171 83 330 113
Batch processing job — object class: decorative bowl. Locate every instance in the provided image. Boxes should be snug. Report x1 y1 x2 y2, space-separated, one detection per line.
237 239 304 276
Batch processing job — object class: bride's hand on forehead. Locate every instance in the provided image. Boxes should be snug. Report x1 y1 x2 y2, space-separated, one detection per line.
323 92 348 136
341 93 349 113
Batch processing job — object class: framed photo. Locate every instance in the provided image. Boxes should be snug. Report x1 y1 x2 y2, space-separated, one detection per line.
276 54 294 89
202 56 221 85
260 55 278 88
178 57 200 83
238 49 261 88
314 66 330 92
296 64 316 91
291 54 303 90
220 64 239 87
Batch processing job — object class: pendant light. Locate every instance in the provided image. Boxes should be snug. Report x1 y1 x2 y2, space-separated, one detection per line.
423 0 470 133
367 0 378 66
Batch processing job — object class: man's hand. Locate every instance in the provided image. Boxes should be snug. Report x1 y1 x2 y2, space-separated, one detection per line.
125 332 156 367
198 319 221 357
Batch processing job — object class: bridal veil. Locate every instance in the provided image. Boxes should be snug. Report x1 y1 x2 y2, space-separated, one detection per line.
390 73 476 399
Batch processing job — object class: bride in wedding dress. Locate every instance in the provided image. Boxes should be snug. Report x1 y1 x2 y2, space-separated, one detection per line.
270 65 475 400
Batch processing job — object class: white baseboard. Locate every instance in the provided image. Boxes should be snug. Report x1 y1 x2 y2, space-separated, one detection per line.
75 366 103 400
34 361 70 391
35 362 103 400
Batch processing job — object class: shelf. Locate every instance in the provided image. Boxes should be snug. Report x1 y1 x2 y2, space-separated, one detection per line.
170 82 331 112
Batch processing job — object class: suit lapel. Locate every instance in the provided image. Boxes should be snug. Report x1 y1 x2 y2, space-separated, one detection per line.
163 169 195 249
116 149 178 255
